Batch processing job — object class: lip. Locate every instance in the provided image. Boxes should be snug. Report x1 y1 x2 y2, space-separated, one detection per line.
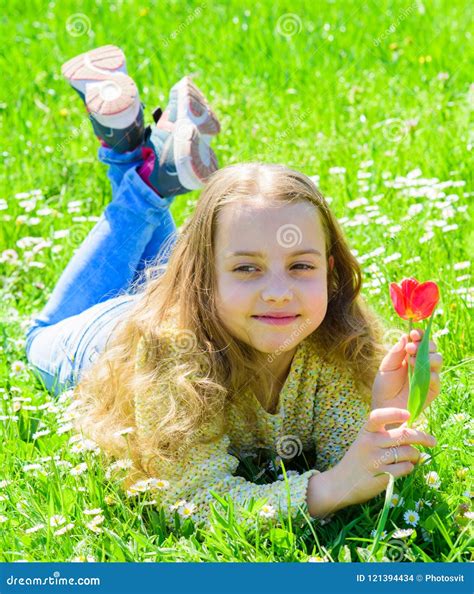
252 314 300 326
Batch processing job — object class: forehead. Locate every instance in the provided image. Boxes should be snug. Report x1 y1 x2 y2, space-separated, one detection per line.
215 200 326 255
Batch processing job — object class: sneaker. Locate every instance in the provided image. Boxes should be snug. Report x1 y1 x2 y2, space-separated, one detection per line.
61 45 144 153
165 75 220 140
139 77 220 196
140 123 218 197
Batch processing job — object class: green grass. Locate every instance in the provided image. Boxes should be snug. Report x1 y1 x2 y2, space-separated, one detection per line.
0 0 473 562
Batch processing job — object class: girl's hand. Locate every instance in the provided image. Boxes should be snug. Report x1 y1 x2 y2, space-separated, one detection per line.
321 408 437 512
371 328 443 413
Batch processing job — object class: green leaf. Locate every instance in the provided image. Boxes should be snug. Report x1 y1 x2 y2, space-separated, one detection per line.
407 311 435 427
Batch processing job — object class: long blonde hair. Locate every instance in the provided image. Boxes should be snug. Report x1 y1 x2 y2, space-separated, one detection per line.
72 163 387 474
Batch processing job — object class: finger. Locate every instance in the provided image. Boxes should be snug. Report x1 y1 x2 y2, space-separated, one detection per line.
410 328 424 341
376 427 437 448
406 340 438 354
407 352 443 370
378 461 416 478
377 445 421 466
365 408 411 433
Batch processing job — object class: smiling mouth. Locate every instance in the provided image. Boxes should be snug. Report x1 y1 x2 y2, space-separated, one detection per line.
251 314 301 325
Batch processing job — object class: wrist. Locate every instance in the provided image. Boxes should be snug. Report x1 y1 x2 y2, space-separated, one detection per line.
306 466 349 519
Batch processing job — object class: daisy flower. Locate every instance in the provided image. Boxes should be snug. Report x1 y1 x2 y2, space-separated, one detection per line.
425 471 441 489
389 493 405 508
170 500 188 512
0 515 8 523
403 509 420 527
415 499 432 511
83 508 102 516
49 514 66 527
259 504 276 519
70 463 88 476
11 360 26 375
461 510 473 520
178 502 197 518
392 528 415 539
370 529 387 539
54 522 75 536
147 478 170 491
24 523 45 534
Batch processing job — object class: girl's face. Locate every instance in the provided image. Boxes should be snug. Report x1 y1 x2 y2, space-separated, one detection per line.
215 200 334 355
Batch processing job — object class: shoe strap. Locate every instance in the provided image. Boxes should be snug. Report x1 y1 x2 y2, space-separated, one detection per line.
152 106 163 124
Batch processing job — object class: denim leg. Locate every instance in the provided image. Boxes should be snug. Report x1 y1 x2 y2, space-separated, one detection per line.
27 147 177 332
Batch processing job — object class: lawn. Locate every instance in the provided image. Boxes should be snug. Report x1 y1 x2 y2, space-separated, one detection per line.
0 0 472 562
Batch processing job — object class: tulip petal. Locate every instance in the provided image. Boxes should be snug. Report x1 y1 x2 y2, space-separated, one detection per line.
410 281 440 322
390 282 409 319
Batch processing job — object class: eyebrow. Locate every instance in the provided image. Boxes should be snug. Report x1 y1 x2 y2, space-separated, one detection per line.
225 249 323 259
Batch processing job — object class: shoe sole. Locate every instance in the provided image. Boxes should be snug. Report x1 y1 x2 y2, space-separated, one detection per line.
172 76 221 137
61 45 140 129
174 122 218 190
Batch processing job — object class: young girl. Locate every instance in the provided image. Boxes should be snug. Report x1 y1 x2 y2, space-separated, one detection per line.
25 46 443 530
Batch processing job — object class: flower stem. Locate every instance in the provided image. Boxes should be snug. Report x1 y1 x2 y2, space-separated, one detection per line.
407 319 414 385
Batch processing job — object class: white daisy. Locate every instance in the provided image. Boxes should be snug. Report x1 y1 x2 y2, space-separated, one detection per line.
403 509 420 526
70 463 88 476
389 493 405 508
54 522 75 536
11 360 26 375
259 504 276 519
463 511 474 520
425 471 441 489
147 478 170 491
392 528 415 539
178 503 197 518
83 508 102 516
0 515 8 523
24 523 45 534
49 514 66 527
370 529 387 539
170 500 188 512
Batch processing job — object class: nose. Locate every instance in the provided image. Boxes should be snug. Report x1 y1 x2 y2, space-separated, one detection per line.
260 274 294 302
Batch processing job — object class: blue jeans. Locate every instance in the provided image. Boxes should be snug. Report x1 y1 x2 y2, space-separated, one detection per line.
24 145 178 396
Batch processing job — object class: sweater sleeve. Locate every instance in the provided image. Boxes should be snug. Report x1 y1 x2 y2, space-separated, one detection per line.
313 359 370 472
132 336 320 530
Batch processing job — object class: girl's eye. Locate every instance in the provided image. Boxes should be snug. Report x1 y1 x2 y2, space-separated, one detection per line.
232 264 316 273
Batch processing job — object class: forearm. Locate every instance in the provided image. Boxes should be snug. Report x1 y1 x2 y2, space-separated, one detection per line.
306 467 349 519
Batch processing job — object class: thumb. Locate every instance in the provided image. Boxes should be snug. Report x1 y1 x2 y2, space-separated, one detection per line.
379 335 408 373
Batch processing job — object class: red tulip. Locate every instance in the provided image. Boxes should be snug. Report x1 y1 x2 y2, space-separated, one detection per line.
389 277 440 322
